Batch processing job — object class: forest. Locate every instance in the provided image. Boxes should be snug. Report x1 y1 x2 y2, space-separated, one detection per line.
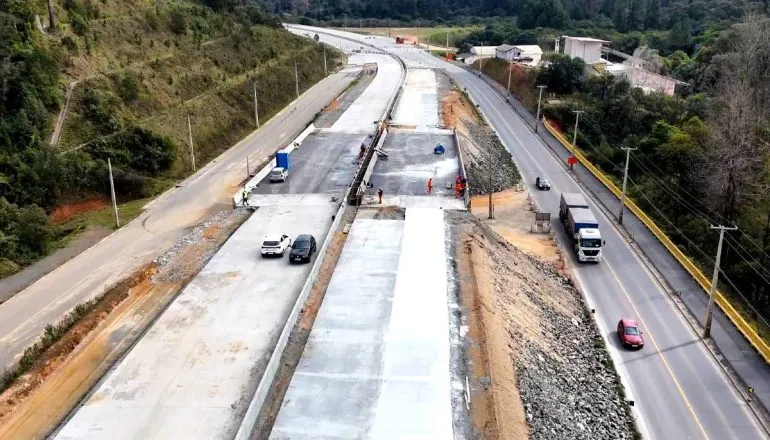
0 0 335 277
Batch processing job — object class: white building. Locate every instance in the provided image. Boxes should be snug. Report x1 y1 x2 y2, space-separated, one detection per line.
495 44 543 66
470 46 498 57
563 36 609 65
457 46 498 65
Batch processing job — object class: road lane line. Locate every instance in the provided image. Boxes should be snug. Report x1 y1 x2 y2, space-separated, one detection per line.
462 77 713 439
604 260 710 440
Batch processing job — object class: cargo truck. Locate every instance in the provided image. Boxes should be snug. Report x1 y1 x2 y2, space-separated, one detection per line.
559 193 603 263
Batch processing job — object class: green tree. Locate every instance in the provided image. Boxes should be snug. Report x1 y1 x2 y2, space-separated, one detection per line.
613 0 629 32
628 0 645 30
538 54 585 95
16 205 53 256
519 0 569 29
668 16 693 53
645 0 660 29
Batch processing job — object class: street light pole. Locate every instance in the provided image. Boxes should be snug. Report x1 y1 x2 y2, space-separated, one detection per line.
535 85 547 133
187 114 195 171
253 83 259 129
294 60 299 101
107 158 120 228
618 147 637 225
506 58 513 97
704 225 738 338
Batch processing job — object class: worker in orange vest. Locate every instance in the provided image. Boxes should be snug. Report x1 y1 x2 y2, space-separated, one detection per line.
427 178 433 193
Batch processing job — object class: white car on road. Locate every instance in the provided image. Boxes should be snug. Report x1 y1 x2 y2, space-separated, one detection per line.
269 167 288 183
261 234 292 257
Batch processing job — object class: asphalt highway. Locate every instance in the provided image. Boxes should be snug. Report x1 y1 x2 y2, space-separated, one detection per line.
293 26 769 440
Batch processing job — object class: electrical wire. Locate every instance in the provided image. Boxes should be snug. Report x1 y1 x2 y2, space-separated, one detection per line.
580 115 770 263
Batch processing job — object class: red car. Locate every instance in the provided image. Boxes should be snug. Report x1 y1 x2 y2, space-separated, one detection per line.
617 318 644 349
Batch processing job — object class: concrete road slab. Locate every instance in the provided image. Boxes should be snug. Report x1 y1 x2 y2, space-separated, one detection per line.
270 208 454 439
369 131 459 197
55 202 336 440
252 131 368 196
392 68 440 129
363 195 466 210
331 54 401 131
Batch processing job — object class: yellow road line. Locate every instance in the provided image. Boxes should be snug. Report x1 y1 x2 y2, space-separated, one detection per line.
604 260 710 440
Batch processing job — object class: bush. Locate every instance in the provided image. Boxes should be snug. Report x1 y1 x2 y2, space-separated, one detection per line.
168 8 187 34
117 73 139 102
79 85 122 132
61 36 79 54
86 126 175 175
71 13 90 36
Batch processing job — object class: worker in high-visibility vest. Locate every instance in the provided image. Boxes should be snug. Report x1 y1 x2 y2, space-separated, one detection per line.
427 178 433 194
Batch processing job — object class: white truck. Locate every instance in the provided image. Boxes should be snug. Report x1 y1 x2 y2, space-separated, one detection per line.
559 193 603 263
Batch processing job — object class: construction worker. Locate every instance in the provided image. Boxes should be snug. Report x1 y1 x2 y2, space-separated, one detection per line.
377 188 383 204
427 178 433 194
242 188 250 206
359 143 366 159
455 182 462 198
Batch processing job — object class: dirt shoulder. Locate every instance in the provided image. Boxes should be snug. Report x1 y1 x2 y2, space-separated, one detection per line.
450 210 638 440
0 209 250 440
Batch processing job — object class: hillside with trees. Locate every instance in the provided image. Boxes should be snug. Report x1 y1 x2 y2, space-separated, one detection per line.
0 0 342 278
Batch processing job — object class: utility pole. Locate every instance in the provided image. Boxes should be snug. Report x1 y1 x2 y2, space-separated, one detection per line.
571 110 584 156
535 85 547 133
253 83 259 129
294 60 299 101
323 44 328 76
187 114 196 171
704 225 738 338
107 158 120 228
506 58 513 97
618 147 637 225
246 155 250 177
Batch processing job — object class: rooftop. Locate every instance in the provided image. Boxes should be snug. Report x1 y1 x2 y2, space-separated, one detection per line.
563 36 610 44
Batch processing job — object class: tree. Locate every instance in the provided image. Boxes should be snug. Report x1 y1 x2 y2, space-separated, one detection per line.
613 0 629 32
47 0 56 30
702 16 770 221
668 16 693 53
538 54 586 95
518 0 569 29
628 0 645 30
645 0 660 29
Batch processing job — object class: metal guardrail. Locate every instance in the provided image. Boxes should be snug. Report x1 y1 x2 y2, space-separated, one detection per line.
543 119 770 365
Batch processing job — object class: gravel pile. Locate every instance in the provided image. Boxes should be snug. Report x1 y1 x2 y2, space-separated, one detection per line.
152 209 249 283
513 254 636 440
461 121 521 195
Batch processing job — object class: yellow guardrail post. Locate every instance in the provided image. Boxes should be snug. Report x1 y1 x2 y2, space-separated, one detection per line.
543 119 770 364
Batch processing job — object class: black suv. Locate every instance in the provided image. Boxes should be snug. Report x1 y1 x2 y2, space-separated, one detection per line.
289 234 317 264
535 176 551 190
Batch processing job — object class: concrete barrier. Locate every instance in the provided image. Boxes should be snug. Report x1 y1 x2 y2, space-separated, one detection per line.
233 198 347 440
232 124 317 207
543 119 770 365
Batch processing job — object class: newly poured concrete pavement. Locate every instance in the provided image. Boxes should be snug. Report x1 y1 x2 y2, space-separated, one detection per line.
370 130 459 197
55 198 336 440
252 131 367 196
392 69 440 129
270 208 453 439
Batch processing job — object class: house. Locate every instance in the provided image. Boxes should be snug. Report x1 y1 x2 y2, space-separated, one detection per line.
496 44 543 66
562 36 609 65
457 46 498 65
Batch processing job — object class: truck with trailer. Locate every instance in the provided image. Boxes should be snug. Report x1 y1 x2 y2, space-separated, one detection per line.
559 193 603 263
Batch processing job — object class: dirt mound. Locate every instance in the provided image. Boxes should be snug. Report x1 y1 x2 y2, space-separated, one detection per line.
451 212 637 440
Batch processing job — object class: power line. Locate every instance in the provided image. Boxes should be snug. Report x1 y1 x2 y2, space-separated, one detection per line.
580 116 770 262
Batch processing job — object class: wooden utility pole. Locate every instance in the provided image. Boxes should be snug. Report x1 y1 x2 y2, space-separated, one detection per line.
253 83 259 129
